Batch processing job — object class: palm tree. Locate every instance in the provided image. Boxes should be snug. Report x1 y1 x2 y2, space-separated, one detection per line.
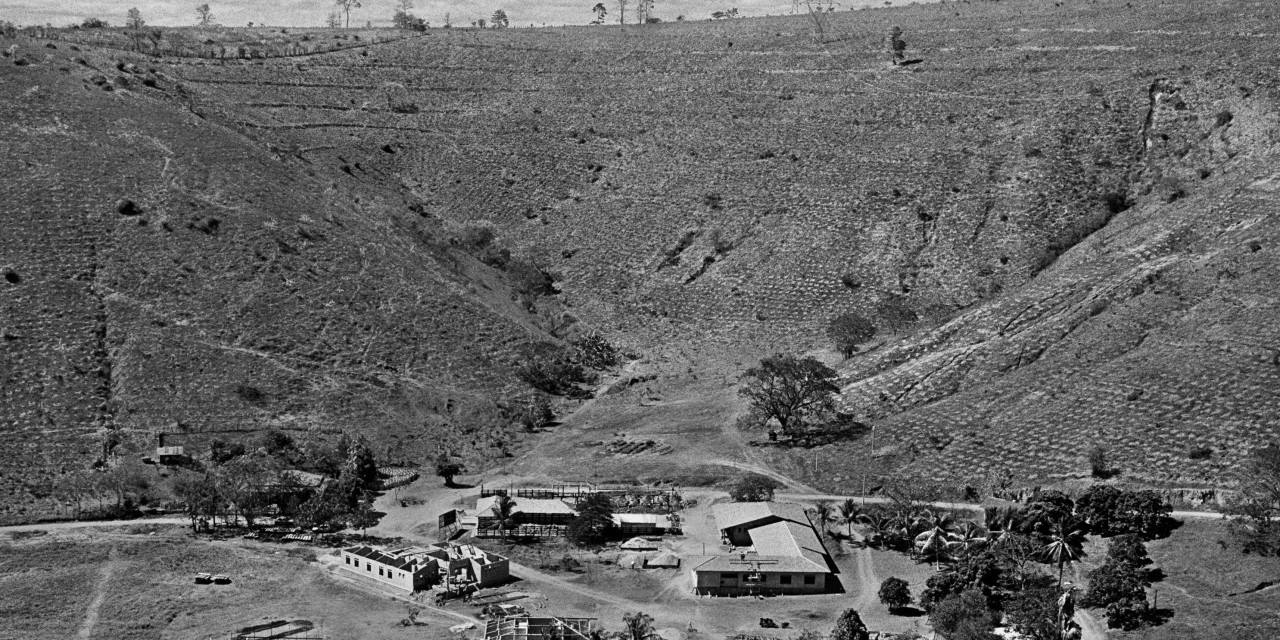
857 511 894 547
622 611 656 640
810 501 833 535
952 520 988 556
1038 517 1088 587
912 510 959 569
492 494 516 542
838 498 863 538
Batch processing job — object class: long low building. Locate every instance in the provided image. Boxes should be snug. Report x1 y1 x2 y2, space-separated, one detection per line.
692 501 836 596
340 543 509 593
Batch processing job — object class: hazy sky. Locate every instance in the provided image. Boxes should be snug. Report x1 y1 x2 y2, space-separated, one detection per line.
1 0 909 29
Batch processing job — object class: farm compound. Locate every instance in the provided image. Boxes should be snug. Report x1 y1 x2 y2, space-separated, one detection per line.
484 615 597 640
340 542 509 593
692 502 835 596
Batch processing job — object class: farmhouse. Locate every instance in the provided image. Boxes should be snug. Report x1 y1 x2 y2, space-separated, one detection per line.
692 502 836 596
340 543 509 593
155 446 186 465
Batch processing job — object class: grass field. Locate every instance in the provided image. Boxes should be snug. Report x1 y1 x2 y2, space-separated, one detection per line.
0 525 458 640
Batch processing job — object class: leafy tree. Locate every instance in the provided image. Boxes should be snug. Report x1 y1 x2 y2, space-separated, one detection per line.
1038 517 1088 587
435 453 463 486
621 612 656 640
878 577 913 611
738 354 839 435
567 493 614 545
514 395 555 432
928 588 999 640
392 0 426 29
343 436 379 490
126 7 145 29
1104 596 1151 630
729 475 778 502
174 471 220 531
617 0 627 24
334 0 362 28
326 11 342 28
592 2 607 22
1001 587 1060 640
1082 535 1152 609
82 17 109 28
1016 490 1076 540
195 3 214 25
259 429 295 459
827 313 875 358
636 0 653 23
1076 485 1174 540
828 609 868 640
491 9 509 28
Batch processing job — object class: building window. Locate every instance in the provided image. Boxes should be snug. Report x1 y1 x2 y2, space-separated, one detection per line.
345 556 350 565
366 563 372 571
780 575 792 585
804 575 816 585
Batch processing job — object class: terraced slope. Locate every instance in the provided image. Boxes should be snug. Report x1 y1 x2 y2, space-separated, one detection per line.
0 42 558 521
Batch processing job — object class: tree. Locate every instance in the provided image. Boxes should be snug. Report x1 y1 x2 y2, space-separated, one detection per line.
1038 517 1088 587
573 332 620 369
195 3 214 25
259 428 295 459
1082 535 1152 609
326 11 342 28
491 9 509 28
82 17 109 28
1076 485 1173 540
1104 596 1151 630
435 454 463 486
617 0 628 25
1016 490 1076 541
491 494 516 541
568 493 614 545
928 588 999 640
636 0 653 23
811 501 833 534
126 7 145 29
343 436 379 490
838 498 862 538
516 342 590 396
729 475 778 502
885 26 905 65
1087 446 1110 477
621 612 656 640
210 438 247 465
1002 587 1060 640
738 355 839 435
828 609 868 640
592 2 607 22
335 0 362 28
914 511 959 568
392 0 423 29
878 577 913 612
827 313 875 358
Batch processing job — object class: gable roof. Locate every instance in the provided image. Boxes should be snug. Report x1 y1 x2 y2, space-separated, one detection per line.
711 501 810 530
474 496 577 517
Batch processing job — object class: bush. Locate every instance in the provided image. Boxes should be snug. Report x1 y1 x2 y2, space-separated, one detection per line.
1002 587 1060 640
573 332 620 369
514 342 590 396
1105 596 1151 630
1188 445 1213 460
827 313 876 358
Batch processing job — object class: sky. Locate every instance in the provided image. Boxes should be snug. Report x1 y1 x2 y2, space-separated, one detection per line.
0 0 909 29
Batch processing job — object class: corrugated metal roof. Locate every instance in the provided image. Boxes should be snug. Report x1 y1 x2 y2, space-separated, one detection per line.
711 501 809 530
474 496 577 516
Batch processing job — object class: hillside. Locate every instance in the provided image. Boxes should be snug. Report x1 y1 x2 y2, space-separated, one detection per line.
2 0 1280 517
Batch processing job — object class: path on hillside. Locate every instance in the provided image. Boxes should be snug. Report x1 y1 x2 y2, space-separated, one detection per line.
77 547 118 639
776 492 1228 520
1075 610 1106 640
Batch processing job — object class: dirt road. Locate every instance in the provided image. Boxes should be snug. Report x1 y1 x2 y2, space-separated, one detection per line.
0 516 189 533
77 547 118 639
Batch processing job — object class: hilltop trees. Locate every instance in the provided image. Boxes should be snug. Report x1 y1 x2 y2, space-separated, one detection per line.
195 4 214 25
592 3 607 23
617 0 627 25
491 9 509 28
126 8 145 29
827 313 876 358
335 0 362 28
739 354 839 436
636 0 653 24
393 0 427 30
81 17 109 28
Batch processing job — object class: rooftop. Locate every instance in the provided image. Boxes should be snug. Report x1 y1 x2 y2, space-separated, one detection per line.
473 496 577 517
711 501 810 530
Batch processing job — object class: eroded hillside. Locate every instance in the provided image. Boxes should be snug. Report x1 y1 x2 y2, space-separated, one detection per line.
3 0 1279 516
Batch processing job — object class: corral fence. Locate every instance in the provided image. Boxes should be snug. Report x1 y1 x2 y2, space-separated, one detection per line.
473 523 567 540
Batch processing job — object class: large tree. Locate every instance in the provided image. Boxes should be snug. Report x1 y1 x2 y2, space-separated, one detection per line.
827 313 876 358
195 3 214 25
913 511 959 568
592 2 607 22
729 475 778 502
335 0 362 28
878 577 913 612
491 9 509 27
738 354 839 435
1226 443 1280 554
435 453 463 486
1038 517 1088 587
126 7 145 29
828 609 869 640
621 612 656 640
491 494 516 541
567 493 614 545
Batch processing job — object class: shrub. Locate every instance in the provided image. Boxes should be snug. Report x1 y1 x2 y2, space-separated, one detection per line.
573 332 620 369
829 609 869 640
1002 587 1060 640
1188 445 1212 460
1104 596 1151 630
1088 445 1110 477
514 342 590 396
